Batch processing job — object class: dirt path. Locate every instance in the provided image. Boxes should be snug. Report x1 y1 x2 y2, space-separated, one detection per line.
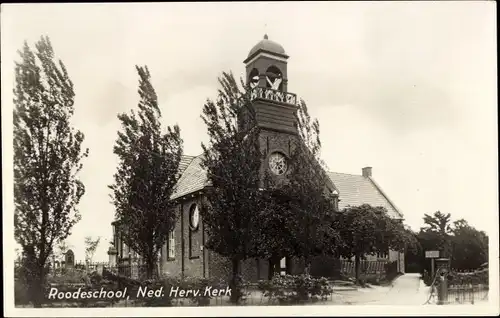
328 273 431 305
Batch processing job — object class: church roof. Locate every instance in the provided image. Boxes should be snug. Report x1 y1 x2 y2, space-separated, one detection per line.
171 154 403 219
327 172 403 219
245 34 288 62
178 155 196 175
171 155 209 200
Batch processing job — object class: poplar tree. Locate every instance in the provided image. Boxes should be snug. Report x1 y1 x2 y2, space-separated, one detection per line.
109 65 183 279
200 72 265 303
13 36 88 307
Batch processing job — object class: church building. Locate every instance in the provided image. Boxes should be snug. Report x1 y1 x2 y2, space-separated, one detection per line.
109 35 405 281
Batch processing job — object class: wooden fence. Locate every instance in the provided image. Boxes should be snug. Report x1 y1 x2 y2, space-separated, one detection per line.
339 260 388 275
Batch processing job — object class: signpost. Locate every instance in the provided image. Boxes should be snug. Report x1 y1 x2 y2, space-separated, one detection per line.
426 250 440 279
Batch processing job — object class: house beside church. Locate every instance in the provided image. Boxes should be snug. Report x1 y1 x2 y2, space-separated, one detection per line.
108 35 405 281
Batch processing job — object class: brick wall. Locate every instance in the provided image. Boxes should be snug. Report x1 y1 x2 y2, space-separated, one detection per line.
159 205 182 277
259 130 297 158
183 198 204 277
159 197 206 278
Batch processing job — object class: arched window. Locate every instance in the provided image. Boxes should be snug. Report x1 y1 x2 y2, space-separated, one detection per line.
248 68 259 88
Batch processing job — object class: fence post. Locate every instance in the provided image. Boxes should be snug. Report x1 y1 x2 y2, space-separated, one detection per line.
471 285 475 304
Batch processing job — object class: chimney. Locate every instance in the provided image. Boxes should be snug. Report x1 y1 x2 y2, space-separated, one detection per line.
362 167 372 178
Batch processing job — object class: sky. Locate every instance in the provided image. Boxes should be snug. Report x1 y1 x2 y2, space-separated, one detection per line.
2 2 497 262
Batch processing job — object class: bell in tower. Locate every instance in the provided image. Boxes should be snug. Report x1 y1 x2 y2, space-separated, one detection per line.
241 34 298 135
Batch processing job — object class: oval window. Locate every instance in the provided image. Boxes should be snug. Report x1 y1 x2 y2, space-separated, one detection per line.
190 204 200 230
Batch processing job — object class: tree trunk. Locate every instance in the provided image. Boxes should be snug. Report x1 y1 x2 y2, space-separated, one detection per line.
146 256 156 280
355 254 361 285
229 258 241 304
304 256 311 275
31 267 45 308
268 258 273 280
268 256 279 280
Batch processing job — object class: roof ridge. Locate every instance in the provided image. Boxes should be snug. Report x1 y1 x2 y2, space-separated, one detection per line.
328 171 362 177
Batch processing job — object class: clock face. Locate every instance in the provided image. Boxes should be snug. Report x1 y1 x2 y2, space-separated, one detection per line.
190 205 199 230
269 152 287 175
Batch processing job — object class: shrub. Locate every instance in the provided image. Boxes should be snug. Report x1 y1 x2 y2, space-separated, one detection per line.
447 270 489 287
228 274 249 304
88 271 103 285
98 270 223 306
47 268 89 285
14 278 31 306
15 264 32 306
363 274 382 286
258 274 333 304
14 261 50 306
134 276 230 306
422 270 433 286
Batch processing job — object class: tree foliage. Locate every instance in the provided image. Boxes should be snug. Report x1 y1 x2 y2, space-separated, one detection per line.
335 204 411 282
257 99 340 275
422 211 453 234
410 213 488 273
84 236 101 264
54 240 71 262
13 36 88 306
201 73 341 283
200 72 266 302
109 65 183 278
419 211 453 258
450 219 488 270
296 99 322 162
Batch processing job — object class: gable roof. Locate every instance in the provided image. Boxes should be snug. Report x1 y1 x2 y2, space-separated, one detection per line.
171 155 403 220
170 155 209 200
327 172 403 219
178 155 196 175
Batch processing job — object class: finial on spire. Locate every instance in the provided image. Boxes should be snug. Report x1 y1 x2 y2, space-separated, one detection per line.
264 34 268 40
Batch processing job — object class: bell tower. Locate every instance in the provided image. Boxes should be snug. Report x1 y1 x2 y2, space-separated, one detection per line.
242 35 299 179
245 34 289 92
